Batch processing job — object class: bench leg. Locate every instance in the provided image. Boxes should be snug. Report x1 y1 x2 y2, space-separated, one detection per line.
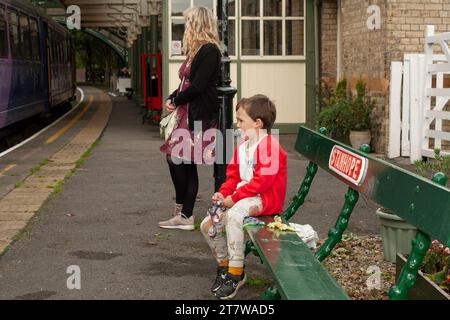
245 240 263 264
388 231 431 300
282 162 318 221
315 188 359 262
261 286 281 300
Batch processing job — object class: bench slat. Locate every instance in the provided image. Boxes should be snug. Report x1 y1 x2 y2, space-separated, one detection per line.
295 126 450 247
247 226 349 300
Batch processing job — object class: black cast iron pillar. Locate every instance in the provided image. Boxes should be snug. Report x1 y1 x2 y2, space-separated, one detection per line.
215 0 238 192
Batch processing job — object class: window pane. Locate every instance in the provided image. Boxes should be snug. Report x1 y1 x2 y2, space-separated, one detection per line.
30 18 39 60
264 20 282 55
0 6 7 57
286 20 303 55
172 0 190 16
286 0 304 17
8 11 19 58
229 19 235 56
171 19 185 56
242 0 259 16
221 19 235 56
228 0 236 17
242 20 259 55
264 0 282 16
19 15 31 59
194 0 214 11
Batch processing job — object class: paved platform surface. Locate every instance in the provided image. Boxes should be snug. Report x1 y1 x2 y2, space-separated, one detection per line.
0 86 381 299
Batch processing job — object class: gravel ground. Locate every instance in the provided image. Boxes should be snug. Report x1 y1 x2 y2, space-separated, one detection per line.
317 233 396 300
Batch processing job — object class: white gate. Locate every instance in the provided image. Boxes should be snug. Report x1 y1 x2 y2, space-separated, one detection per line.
388 26 450 163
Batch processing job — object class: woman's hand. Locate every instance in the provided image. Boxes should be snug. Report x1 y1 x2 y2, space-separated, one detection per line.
222 196 235 208
165 99 176 113
211 192 224 204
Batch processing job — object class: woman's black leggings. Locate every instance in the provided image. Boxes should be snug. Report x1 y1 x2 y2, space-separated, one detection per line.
167 156 199 218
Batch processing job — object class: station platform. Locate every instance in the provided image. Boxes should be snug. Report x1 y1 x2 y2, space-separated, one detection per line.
0 86 380 299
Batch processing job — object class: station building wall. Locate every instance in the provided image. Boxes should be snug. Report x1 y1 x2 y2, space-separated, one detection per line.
163 0 309 133
321 0 450 154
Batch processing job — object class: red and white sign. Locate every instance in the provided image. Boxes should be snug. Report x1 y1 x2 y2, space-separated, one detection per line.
328 146 368 186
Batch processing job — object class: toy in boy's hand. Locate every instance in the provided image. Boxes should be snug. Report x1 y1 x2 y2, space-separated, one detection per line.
243 216 265 229
207 201 225 237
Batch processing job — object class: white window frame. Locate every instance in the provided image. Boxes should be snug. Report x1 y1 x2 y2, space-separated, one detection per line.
168 0 238 60
240 0 305 60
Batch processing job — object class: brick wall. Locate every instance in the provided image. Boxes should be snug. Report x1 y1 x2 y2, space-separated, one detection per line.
336 0 388 153
386 1 450 151
321 0 450 154
320 0 338 87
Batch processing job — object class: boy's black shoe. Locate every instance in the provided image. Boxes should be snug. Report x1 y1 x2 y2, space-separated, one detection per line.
211 266 228 293
214 271 247 300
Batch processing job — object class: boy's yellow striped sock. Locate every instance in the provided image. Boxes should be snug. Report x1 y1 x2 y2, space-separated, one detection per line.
228 266 244 276
218 261 229 268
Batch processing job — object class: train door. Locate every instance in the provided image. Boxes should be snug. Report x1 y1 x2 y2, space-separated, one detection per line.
45 25 52 106
38 18 50 110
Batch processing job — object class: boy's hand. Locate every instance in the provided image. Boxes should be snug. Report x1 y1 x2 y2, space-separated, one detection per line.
222 196 235 208
211 192 224 204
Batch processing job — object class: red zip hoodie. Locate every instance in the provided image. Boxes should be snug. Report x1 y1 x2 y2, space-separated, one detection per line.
218 134 287 216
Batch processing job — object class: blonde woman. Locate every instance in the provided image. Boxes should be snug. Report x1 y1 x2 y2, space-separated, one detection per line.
159 6 222 230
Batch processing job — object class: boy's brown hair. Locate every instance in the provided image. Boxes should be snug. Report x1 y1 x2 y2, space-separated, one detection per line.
236 94 277 130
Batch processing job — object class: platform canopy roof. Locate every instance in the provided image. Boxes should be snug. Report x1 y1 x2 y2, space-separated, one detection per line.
36 0 161 47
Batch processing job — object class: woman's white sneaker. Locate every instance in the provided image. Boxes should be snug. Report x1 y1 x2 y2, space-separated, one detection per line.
158 213 194 230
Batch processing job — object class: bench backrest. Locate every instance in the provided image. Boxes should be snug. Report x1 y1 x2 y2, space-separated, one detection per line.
295 126 450 248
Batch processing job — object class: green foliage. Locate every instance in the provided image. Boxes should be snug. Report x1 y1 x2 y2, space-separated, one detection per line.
316 79 375 140
246 277 272 287
317 100 352 139
414 151 450 293
422 240 450 293
347 81 376 131
414 149 450 183
334 79 348 104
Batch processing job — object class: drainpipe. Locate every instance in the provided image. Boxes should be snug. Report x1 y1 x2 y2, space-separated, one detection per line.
316 0 322 114
337 0 342 80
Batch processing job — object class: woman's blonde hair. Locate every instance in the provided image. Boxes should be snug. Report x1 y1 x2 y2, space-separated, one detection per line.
182 6 221 58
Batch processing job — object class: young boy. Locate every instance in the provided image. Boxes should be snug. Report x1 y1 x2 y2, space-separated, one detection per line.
200 94 287 300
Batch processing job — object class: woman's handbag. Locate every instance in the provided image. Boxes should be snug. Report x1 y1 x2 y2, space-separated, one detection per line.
160 76 186 141
159 108 178 141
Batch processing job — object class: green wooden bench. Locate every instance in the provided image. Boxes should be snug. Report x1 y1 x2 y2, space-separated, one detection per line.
244 126 450 300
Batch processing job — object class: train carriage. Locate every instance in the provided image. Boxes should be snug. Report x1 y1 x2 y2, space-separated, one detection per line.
0 0 75 130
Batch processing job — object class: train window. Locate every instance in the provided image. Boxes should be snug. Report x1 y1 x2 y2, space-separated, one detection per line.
59 41 63 63
29 18 39 61
63 39 67 63
57 41 61 63
50 32 56 62
54 38 58 62
19 14 31 60
0 5 7 58
8 10 19 58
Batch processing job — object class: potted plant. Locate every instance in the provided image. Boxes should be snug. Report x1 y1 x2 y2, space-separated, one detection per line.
347 81 375 149
316 79 352 142
376 207 417 263
378 150 450 263
316 79 375 149
396 240 450 300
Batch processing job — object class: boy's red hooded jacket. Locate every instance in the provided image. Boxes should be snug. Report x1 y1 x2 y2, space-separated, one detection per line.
218 134 287 216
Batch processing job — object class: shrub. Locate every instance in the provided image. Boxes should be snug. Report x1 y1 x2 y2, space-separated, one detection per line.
316 79 375 140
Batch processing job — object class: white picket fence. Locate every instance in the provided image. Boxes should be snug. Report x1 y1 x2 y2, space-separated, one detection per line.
388 26 450 163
